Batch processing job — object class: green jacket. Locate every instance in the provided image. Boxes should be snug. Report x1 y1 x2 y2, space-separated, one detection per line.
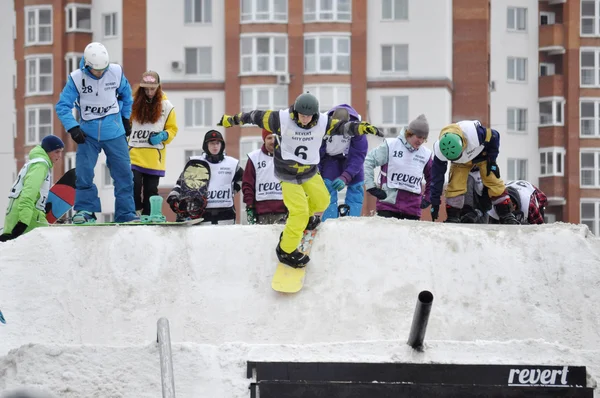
3 145 52 234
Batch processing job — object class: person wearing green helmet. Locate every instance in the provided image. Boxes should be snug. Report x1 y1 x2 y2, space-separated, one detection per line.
217 92 382 268
427 120 519 224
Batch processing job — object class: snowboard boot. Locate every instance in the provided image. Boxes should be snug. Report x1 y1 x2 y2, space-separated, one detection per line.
72 211 97 224
142 195 167 223
276 232 310 268
305 215 321 231
444 205 461 223
495 198 520 225
460 205 478 224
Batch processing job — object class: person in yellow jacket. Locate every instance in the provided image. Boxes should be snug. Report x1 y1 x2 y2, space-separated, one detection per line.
128 71 178 215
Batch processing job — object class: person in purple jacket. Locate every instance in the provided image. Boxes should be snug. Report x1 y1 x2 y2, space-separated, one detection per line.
319 104 368 221
364 114 432 220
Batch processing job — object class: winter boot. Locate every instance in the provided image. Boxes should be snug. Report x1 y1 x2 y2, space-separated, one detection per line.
305 215 321 230
495 198 520 225
444 206 461 223
72 211 97 224
276 233 309 268
460 205 478 223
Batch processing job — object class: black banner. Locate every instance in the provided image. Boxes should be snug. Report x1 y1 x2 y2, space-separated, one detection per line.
248 362 588 388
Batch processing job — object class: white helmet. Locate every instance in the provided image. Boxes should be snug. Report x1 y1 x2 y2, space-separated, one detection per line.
84 42 109 70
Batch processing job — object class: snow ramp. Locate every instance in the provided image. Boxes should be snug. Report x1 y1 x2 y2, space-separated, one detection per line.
0 218 598 397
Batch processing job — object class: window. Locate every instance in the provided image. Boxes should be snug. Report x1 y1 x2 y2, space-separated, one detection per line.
581 48 600 86
507 7 527 31
64 152 76 174
185 47 212 75
241 0 287 22
185 0 211 23
240 86 288 113
241 36 287 74
302 85 351 112
540 62 555 76
304 0 351 22
539 148 564 176
507 159 528 180
65 53 83 77
540 11 555 25
184 98 212 127
581 151 600 187
103 13 117 38
580 99 600 137
184 149 204 161
25 106 53 145
103 164 113 187
382 96 408 126
26 55 53 96
305 36 350 73
25 6 52 46
382 44 408 73
507 57 527 82
581 201 600 236
539 97 564 126
382 0 408 21
507 108 527 133
65 4 91 32
581 0 599 36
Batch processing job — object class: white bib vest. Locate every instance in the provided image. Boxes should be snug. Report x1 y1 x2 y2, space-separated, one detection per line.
129 100 174 149
434 120 486 163
247 149 282 201
278 110 328 165
384 138 431 194
324 134 351 156
8 158 51 211
190 155 238 209
71 64 122 121
489 180 536 222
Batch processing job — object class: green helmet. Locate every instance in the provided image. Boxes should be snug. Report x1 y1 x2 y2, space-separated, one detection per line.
439 133 463 160
294 92 319 116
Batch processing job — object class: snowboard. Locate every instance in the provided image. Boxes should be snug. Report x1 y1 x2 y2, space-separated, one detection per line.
0 309 5 324
271 228 318 293
46 168 77 224
52 218 205 227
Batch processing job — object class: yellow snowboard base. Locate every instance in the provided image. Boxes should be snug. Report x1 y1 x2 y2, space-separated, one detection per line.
271 229 318 293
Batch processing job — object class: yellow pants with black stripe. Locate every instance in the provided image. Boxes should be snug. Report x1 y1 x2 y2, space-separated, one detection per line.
446 160 507 199
280 173 330 253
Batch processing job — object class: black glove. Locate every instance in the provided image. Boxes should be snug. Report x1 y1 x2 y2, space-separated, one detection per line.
68 126 86 144
122 117 132 137
45 201 53 214
430 205 440 221
11 222 28 238
487 159 500 178
246 207 257 225
367 187 387 200
420 199 431 209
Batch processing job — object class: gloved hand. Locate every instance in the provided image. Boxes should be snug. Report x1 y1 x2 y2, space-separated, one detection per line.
167 197 183 215
68 126 86 144
430 205 439 221
217 113 242 128
11 222 27 238
246 207 257 225
487 159 500 178
149 131 169 146
357 122 382 137
420 198 431 209
331 178 346 192
367 187 387 200
122 117 132 137
45 201 53 214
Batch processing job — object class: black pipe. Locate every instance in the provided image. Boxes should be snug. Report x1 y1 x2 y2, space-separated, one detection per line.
407 290 434 349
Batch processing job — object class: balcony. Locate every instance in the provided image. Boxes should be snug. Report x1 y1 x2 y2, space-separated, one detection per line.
539 74 564 97
539 24 565 55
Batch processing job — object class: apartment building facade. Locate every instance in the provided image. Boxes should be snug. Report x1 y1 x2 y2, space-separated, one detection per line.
10 0 600 232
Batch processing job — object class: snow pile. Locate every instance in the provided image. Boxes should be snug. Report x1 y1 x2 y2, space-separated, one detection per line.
0 218 598 397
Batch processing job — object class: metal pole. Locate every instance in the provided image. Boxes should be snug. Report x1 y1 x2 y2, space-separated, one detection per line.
157 317 176 398
407 290 434 349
